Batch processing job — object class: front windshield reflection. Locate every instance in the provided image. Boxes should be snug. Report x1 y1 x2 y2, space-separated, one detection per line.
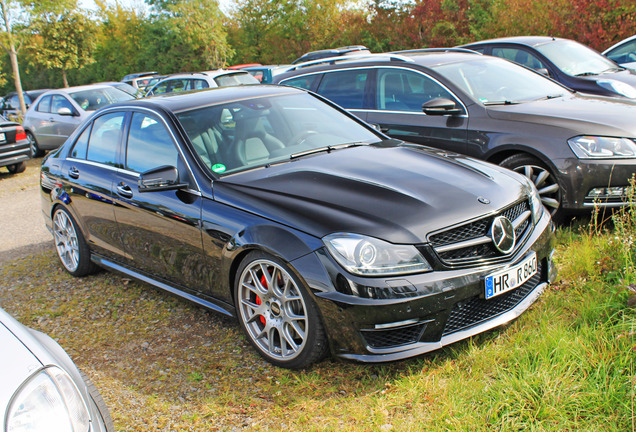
535 40 619 76
433 57 568 105
177 93 379 175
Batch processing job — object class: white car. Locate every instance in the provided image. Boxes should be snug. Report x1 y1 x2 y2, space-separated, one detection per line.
144 70 259 97
603 35 636 71
0 306 113 432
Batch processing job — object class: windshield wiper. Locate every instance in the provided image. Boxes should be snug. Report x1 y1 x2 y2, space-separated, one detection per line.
482 100 521 106
290 142 368 160
575 71 598 76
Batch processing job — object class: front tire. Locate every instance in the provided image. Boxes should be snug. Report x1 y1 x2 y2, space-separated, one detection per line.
52 207 98 276
234 251 328 369
500 153 562 220
27 131 44 158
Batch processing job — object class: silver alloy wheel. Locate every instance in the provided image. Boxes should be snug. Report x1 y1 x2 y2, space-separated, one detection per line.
237 259 309 361
53 211 80 272
514 164 560 214
27 132 37 157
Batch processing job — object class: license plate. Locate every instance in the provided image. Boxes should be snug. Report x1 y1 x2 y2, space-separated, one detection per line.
484 252 537 299
0 132 5 142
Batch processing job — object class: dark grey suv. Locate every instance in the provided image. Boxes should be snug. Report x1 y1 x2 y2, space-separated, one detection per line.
274 51 636 220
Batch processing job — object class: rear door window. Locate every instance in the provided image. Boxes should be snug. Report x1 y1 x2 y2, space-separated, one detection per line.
492 47 548 71
86 112 126 166
316 69 370 109
281 74 322 91
37 96 52 113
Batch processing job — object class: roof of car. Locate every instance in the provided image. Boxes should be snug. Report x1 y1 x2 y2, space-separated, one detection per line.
275 51 485 79
107 84 304 113
42 84 114 96
462 36 561 48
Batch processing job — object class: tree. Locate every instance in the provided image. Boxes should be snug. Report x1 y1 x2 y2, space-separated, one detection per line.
162 0 232 70
30 11 96 87
0 0 76 114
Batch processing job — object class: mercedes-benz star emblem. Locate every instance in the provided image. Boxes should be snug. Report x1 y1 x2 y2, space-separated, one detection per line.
491 216 516 254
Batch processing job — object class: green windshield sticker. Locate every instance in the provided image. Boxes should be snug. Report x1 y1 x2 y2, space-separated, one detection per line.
211 163 226 173
478 97 488 103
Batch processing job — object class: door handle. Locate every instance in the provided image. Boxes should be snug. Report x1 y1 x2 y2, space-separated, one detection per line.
48 117 55 122
116 183 133 199
68 167 79 179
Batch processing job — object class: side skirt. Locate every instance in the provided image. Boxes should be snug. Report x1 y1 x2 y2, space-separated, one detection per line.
91 254 236 318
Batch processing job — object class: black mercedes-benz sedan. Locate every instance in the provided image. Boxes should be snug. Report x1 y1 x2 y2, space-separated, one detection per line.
41 85 556 368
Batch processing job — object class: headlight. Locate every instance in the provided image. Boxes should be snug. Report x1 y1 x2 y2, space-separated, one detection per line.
568 136 636 159
323 233 432 276
6 366 90 432
597 79 636 98
527 181 544 224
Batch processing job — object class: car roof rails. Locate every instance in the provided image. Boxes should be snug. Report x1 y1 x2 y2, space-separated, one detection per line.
389 48 482 55
286 53 415 72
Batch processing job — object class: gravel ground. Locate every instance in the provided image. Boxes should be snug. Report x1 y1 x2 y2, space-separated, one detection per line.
0 157 53 261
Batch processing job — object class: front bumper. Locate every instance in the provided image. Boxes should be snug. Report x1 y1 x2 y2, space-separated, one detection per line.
292 211 556 362
558 157 636 210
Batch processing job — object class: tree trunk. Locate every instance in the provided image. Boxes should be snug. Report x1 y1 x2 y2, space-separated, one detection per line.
8 45 26 115
0 1 26 116
62 69 69 88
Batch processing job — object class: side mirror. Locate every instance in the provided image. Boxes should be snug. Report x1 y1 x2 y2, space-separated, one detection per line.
536 68 550 77
422 98 461 116
57 107 77 116
139 165 188 192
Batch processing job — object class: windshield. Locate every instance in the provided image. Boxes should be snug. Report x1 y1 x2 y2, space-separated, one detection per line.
433 57 569 104
70 87 135 111
535 40 619 76
177 92 380 175
214 73 260 87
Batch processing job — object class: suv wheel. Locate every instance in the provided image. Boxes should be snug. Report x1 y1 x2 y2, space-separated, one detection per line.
500 154 562 220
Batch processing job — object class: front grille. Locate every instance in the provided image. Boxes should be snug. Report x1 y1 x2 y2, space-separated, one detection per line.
429 200 531 266
361 322 427 349
442 262 543 336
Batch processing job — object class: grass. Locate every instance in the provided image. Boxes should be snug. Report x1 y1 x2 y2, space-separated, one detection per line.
1 207 635 430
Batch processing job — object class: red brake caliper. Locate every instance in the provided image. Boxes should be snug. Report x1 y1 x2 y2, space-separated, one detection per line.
256 274 267 325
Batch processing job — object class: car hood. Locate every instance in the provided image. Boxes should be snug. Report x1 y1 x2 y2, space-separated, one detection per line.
586 67 636 87
213 144 529 244
486 93 636 137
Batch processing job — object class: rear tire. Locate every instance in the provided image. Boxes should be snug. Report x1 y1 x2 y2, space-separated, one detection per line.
234 251 329 369
500 153 563 222
6 161 26 174
52 207 98 276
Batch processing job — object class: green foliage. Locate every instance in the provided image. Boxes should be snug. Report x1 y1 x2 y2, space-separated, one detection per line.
29 11 96 87
3 0 636 92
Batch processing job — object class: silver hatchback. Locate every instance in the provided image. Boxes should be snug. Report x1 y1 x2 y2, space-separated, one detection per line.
23 84 135 156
